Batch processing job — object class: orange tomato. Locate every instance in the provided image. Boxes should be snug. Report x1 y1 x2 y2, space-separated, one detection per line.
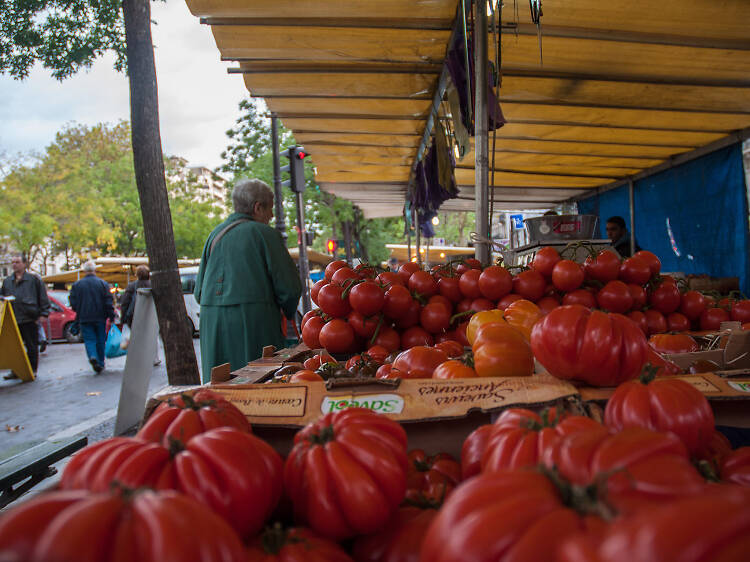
473 340 534 377
503 299 542 341
466 309 505 346
433 360 478 379
289 370 324 382
472 321 524 351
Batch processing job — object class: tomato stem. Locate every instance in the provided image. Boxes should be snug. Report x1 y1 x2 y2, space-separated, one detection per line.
639 363 659 385
449 309 476 324
308 424 336 445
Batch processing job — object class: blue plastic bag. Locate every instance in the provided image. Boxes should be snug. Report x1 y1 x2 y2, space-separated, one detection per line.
105 325 128 358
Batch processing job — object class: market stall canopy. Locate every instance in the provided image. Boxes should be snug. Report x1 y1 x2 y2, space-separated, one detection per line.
42 258 200 287
386 243 474 264
186 0 750 218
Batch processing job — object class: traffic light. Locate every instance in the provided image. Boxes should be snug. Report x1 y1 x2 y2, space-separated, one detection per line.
326 239 337 254
281 146 308 193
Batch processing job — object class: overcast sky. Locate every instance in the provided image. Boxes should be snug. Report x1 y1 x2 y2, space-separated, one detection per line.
0 1 248 171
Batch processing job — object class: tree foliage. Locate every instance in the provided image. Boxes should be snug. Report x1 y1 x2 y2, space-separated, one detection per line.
0 121 222 271
0 0 126 80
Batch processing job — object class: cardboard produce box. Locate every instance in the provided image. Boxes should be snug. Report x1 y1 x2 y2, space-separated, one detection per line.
664 329 750 371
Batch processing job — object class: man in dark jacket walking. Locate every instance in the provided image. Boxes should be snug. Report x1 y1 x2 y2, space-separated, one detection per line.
1 253 50 375
70 260 114 373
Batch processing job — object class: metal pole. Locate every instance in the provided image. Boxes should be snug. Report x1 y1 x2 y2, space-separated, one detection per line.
295 191 311 313
628 179 636 256
343 220 353 265
416 211 422 266
474 0 490 266
406 223 412 265
271 114 287 241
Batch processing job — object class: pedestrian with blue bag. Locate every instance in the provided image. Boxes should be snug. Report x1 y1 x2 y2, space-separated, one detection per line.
69 261 114 374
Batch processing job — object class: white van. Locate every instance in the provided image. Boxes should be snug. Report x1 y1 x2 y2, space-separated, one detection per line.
180 266 200 336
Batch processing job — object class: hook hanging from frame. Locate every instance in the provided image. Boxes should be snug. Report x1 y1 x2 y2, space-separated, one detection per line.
529 0 543 66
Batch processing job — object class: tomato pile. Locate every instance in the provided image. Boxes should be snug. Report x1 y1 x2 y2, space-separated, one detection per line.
4 386 750 562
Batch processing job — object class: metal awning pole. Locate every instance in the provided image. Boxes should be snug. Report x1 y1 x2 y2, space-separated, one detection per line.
271 114 287 241
628 179 636 255
415 210 422 266
474 0 490 265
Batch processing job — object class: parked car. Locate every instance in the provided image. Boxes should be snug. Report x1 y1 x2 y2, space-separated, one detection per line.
179 266 200 336
45 290 80 343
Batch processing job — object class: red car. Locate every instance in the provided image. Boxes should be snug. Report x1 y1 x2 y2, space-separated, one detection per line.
43 290 80 343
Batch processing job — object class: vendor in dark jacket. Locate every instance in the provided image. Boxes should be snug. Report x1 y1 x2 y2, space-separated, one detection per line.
70 260 114 373
605 216 642 258
1 253 50 374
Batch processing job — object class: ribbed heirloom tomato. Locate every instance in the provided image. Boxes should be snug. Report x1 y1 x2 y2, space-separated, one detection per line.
246 526 353 562
284 408 408 540
137 389 251 446
405 449 461 503
433 359 477 379
354 506 438 562
531 305 648 386
472 321 534 377
0 489 246 562
502 299 542 341
466 309 504 345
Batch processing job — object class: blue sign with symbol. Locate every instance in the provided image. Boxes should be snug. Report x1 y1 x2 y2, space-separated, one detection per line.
510 214 524 229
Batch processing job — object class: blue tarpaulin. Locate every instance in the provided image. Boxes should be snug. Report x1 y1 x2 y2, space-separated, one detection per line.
578 143 749 293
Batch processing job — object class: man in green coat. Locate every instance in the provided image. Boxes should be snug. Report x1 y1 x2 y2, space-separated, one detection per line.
194 179 302 382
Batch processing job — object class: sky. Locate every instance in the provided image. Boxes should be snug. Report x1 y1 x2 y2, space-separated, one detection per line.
0 1 249 172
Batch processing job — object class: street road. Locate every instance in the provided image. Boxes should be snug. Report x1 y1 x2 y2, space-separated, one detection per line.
0 338 202 459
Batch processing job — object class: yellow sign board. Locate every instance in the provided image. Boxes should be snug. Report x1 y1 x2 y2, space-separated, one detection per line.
0 300 34 382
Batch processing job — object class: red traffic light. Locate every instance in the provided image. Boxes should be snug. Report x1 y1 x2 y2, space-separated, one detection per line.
326 239 337 254
297 151 306 159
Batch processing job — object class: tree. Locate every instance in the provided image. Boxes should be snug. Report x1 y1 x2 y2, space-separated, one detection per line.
1 1 199 384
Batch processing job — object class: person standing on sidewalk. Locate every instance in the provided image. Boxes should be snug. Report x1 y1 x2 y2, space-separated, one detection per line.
1 253 50 376
119 265 150 328
70 261 114 373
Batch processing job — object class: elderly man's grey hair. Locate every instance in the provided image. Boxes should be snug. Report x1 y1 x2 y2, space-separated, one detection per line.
232 179 273 215
82 260 97 273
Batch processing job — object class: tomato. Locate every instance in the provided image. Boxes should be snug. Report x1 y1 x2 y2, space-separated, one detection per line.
427 294 453 312
138 389 251 446
644 308 667 334
383 285 413 320
559 487 750 562
420 302 451 334
531 305 648 386
464 258 483 270
721 447 750 487
461 424 495 479
648 333 699 354
627 283 647 310
477 265 513 300
289 370 324 382
304 352 336 370
455 298 472 313
377 271 403 288
695 429 732 473
398 262 420 284
353 506 437 562
0 488 247 562
393 346 448 378
356 263 378 279
394 299 421 330
649 281 681 314
319 318 355 353
633 250 661 276
700 307 730 330
301 316 326 348
666 312 691 332
473 332 534 378
548 426 706 514
347 310 380 339
530 246 560 277
604 369 714 455
496 293 523 310
433 359 477 379
437 275 463 303
619 255 652 285
627 310 649 335
325 260 348 281
331 266 360 287
511 269 546 302
317 283 351 318
420 470 604 562
678 290 706 321
503 299 542 341
405 450 461 503
374 326 400 352
481 408 602 474
284 408 408 540
562 288 596 309
301 309 321 330
466 309 504 345
584 249 621 283
311 279 328 305
247 526 351 562
731 300 750 323
61 428 283 538
458 269 482 299
399 325 433 350
408 270 438 297
469 297 494 312
435 340 464 357
536 295 560 315
349 281 385 316
453 321 470 347
551 259 584 292
365 345 390 364
596 280 633 313
646 346 683 376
